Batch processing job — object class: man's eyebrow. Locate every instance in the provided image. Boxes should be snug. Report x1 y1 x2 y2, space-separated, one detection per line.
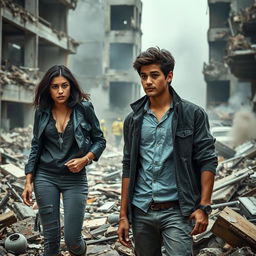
150 71 160 74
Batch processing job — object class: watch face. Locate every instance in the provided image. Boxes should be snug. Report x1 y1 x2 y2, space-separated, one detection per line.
199 205 212 215
205 205 212 215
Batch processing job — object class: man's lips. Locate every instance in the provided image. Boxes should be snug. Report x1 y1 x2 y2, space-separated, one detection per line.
145 87 155 91
57 96 65 99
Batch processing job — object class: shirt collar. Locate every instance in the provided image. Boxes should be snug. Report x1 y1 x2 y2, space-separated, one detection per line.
144 100 174 114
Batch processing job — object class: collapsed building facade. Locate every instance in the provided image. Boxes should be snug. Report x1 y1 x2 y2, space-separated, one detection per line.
0 0 79 131
204 0 256 113
102 0 142 111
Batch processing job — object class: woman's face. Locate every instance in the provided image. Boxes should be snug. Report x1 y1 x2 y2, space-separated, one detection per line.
49 76 71 105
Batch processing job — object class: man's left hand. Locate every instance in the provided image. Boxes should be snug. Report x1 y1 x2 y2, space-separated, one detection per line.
189 209 208 235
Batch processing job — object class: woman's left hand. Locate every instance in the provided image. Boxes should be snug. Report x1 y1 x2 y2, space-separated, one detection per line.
65 157 88 173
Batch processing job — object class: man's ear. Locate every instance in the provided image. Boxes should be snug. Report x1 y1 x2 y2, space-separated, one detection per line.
167 71 173 83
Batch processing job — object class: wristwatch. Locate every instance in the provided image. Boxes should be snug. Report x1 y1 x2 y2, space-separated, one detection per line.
197 204 212 215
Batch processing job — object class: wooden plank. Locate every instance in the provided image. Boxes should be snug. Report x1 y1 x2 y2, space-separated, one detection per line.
0 211 17 228
212 207 256 250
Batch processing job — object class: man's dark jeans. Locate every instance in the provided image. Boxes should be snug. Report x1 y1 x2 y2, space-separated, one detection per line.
132 205 193 256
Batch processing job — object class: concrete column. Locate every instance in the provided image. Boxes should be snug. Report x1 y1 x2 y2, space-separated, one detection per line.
24 33 38 69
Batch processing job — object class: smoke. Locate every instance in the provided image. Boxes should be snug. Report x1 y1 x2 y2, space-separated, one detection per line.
231 108 256 147
140 0 209 107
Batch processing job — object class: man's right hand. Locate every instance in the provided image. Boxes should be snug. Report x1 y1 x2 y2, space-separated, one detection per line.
22 182 33 206
117 216 132 247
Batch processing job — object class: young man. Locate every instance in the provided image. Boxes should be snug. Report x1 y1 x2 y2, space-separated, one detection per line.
117 47 217 256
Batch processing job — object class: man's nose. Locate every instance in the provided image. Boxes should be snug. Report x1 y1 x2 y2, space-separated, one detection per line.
146 76 152 84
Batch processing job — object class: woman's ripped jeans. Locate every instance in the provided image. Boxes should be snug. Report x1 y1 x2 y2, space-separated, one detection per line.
34 171 88 256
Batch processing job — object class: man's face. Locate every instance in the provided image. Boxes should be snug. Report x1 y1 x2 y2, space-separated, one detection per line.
140 64 173 98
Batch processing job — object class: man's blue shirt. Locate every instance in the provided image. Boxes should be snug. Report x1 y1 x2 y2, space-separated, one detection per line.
132 100 178 212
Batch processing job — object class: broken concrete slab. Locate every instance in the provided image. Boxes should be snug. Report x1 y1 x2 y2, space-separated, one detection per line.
0 163 24 179
83 217 107 230
98 202 116 213
13 202 36 220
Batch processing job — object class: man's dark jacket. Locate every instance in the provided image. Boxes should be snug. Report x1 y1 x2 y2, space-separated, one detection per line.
25 101 106 175
122 86 217 218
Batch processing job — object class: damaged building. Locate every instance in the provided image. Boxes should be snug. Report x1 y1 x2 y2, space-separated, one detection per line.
103 0 142 111
204 0 255 112
0 0 79 131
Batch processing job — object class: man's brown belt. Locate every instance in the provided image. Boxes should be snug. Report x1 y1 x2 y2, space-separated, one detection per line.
150 201 179 211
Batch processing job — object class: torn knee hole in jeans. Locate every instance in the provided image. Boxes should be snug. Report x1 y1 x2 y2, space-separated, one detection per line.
39 204 53 215
39 204 58 230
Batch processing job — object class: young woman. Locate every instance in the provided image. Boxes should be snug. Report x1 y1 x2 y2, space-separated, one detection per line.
22 65 106 256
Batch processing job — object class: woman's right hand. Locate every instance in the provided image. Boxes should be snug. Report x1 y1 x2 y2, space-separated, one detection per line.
22 182 33 206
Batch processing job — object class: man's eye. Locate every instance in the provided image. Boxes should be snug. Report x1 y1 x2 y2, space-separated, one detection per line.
151 74 159 79
141 75 147 80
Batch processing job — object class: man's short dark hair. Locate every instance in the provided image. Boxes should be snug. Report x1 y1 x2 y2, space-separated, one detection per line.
133 47 175 77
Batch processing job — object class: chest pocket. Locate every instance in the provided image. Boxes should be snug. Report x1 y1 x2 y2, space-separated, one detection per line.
80 122 92 144
175 129 193 157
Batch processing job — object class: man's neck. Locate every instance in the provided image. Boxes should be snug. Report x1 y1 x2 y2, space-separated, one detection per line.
149 91 173 110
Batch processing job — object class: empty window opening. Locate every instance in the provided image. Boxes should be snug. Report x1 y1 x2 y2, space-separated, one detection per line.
210 3 230 28
207 81 230 106
110 43 133 70
111 5 134 30
109 82 133 109
209 42 226 63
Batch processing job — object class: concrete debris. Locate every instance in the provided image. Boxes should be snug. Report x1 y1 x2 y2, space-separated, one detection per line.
1 132 256 255
0 63 39 90
226 34 251 54
0 125 33 168
0 0 37 23
232 3 256 25
203 60 229 81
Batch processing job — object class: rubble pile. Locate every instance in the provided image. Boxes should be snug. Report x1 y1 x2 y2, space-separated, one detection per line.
0 126 33 168
0 130 256 255
0 0 37 23
203 60 229 81
233 3 256 25
0 64 40 89
226 34 251 55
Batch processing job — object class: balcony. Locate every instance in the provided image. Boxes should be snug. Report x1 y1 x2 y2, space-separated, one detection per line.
2 5 78 53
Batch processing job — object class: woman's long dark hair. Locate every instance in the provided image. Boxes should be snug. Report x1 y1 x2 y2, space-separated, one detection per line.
34 65 90 109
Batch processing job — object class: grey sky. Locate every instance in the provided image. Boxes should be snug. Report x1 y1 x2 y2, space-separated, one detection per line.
141 0 209 107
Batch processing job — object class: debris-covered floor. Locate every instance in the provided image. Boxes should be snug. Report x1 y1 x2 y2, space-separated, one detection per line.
0 127 256 255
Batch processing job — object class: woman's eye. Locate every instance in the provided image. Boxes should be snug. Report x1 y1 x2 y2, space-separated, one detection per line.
51 85 58 89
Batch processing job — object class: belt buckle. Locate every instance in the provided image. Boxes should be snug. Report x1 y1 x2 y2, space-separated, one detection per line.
150 203 159 211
